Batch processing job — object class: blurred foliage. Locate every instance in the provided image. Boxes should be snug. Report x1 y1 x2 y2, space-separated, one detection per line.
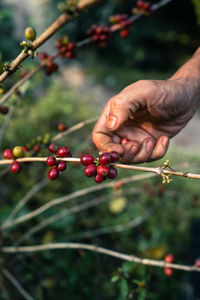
0 0 200 299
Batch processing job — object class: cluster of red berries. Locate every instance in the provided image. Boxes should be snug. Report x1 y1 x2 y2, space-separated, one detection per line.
164 253 174 276
133 1 154 16
39 52 59 76
87 25 111 48
47 143 72 180
3 146 29 175
56 36 77 59
109 14 133 39
0 106 9 115
80 151 120 184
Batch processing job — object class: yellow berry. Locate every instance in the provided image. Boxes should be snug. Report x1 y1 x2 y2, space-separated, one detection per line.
13 146 24 158
24 27 36 41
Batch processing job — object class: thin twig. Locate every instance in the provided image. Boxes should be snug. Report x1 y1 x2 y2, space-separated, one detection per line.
52 117 98 141
2 268 34 300
2 242 199 272
1 173 154 231
5 179 48 223
68 208 152 240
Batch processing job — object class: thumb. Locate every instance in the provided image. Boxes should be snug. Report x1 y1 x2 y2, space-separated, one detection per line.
106 93 135 131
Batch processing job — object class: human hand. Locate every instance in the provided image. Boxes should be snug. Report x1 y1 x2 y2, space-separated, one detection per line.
92 78 199 163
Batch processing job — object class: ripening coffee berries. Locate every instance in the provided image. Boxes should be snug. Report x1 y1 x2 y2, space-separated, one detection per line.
94 174 105 183
3 149 13 159
164 254 174 263
84 164 97 177
48 167 59 180
48 143 58 153
13 146 24 158
46 156 57 167
97 165 110 176
0 106 9 115
24 27 36 41
57 161 67 172
81 154 95 166
99 153 111 165
195 258 200 268
164 267 173 276
107 166 118 179
10 161 22 174
57 147 70 157
110 151 120 162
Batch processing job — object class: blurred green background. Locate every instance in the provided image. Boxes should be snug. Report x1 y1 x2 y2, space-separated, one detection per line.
0 0 200 299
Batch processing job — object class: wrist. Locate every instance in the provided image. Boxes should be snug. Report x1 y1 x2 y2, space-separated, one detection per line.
170 47 200 107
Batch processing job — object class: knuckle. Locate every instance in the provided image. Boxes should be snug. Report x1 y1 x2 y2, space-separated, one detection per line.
110 94 127 109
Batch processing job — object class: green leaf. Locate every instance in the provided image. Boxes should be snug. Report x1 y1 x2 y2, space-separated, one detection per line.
192 0 200 25
138 289 146 300
119 278 128 300
111 275 119 283
122 261 134 274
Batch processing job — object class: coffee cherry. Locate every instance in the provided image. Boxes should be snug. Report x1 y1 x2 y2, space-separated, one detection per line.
107 166 118 179
10 161 22 174
48 167 59 180
120 29 130 39
57 161 67 172
121 138 129 146
21 145 28 152
94 174 104 183
3 149 13 159
164 267 173 277
164 254 174 263
45 67 52 76
84 164 97 177
46 156 57 167
48 143 58 153
195 258 200 268
57 147 70 157
51 63 59 72
24 27 36 41
81 154 95 166
99 153 111 165
33 144 41 153
57 124 67 132
39 52 48 60
110 151 120 162
97 165 110 176
0 106 9 115
67 42 76 51
13 146 24 158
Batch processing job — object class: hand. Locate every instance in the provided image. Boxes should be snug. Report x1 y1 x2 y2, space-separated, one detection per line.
92 78 199 163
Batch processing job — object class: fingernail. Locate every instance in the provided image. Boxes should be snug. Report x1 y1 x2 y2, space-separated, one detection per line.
145 140 154 152
162 136 169 147
107 116 117 129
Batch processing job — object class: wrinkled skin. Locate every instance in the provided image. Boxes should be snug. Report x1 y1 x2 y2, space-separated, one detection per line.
92 78 199 163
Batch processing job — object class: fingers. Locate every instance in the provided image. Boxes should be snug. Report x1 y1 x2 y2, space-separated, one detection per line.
130 136 169 163
106 92 140 132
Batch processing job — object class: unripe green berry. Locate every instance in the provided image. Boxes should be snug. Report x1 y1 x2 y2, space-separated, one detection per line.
13 146 24 158
24 27 36 41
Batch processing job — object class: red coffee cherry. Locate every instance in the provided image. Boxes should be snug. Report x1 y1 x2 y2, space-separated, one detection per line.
57 161 67 172
94 174 104 183
164 254 174 263
3 149 13 159
195 258 200 268
48 143 58 153
107 166 118 179
48 167 59 180
39 52 48 60
164 267 173 277
57 124 67 132
10 161 22 174
0 106 9 115
81 154 95 166
99 152 111 165
120 29 130 38
33 144 41 153
84 164 97 177
67 42 76 51
57 147 70 157
109 151 120 163
121 138 129 145
21 145 28 152
97 165 110 176
46 156 57 167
